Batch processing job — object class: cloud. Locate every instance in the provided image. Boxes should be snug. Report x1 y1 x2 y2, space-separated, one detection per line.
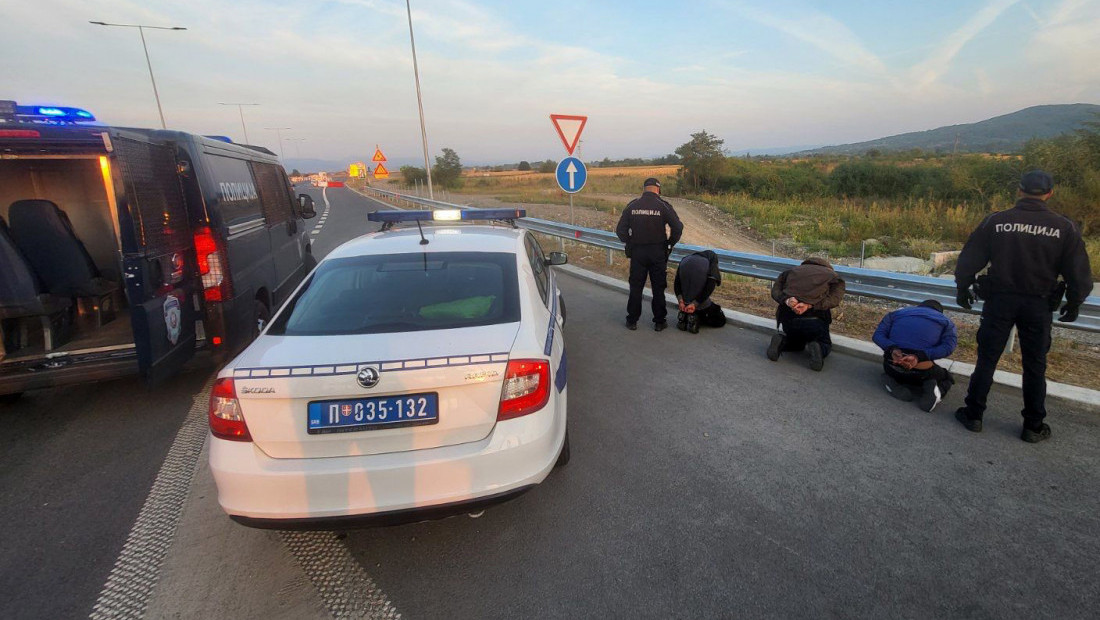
1026 0 1100 94
721 1 887 75
909 0 1020 90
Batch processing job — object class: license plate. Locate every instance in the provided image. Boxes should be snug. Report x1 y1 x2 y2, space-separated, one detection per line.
307 393 439 434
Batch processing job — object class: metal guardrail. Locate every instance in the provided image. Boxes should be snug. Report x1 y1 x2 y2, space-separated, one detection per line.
359 185 1100 333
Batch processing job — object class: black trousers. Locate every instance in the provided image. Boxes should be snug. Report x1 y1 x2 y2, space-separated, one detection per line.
627 244 668 324
964 293 1052 424
778 312 832 356
883 356 954 395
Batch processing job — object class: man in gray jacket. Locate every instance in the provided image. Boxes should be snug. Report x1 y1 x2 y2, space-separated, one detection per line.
766 258 846 371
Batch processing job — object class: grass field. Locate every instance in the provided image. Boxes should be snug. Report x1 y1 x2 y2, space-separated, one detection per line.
444 164 1099 268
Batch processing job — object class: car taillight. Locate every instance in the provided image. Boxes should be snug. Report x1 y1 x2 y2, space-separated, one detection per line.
193 226 231 302
498 359 551 421
209 378 251 441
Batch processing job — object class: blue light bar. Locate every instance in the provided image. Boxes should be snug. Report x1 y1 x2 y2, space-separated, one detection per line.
368 208 526 224
205 135 234 143
14 104 97 123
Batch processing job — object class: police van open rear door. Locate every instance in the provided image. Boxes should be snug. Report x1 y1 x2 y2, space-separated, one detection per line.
107 130 199 383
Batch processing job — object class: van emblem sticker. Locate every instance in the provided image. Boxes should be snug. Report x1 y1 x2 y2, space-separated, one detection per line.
164 294 182 345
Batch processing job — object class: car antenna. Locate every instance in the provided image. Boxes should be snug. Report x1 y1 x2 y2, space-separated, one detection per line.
415 219 429 245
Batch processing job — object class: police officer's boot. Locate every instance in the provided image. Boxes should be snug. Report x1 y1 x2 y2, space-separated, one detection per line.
677 311 688 331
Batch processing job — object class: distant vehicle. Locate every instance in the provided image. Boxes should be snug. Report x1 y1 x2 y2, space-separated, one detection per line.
0 101 318 400
208 208 570 528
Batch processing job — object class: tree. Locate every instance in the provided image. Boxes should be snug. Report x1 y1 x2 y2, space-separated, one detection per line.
675 130 726 192
537 159 556 173
432 147 463 189
517 160 532 171
399 165 428 186
290 168 301 176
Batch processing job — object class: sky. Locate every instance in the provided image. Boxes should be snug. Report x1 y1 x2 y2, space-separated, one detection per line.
2 0 1099 169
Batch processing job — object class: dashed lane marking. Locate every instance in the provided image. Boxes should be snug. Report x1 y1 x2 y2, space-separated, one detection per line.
90 379 213 620
311 187 333 236
282 532 401 619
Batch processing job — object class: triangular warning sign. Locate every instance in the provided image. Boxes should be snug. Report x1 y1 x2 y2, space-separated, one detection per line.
550 114 587 155
372 147 387 162
373 162 389 178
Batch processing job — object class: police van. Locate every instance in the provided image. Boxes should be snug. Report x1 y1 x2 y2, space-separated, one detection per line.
0 101 317 401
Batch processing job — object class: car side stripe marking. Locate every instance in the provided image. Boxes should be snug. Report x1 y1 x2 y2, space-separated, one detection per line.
543 271 558 356
234 352 511 379
555 349 567 393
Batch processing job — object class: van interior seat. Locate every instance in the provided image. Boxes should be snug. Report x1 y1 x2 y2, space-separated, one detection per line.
0 215 74 353
7 199 118 298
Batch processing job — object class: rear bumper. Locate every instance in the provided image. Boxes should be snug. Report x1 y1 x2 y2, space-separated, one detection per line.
230 485 534 530
210 392 566 526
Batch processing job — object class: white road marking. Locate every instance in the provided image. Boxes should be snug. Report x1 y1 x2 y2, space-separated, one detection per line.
90 380 213 620
309 189 334 237
282 532 401 619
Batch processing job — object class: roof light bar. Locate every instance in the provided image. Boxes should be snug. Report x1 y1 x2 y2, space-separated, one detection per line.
367 208 527 224
10 104 97 123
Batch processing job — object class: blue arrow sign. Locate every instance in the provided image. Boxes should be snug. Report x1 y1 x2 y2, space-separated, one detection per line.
555 157 587 194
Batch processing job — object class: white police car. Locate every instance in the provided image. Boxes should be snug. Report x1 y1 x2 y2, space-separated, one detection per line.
208 209 569 527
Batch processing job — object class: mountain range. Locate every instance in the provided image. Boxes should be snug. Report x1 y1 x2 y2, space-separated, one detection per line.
794 103 1100 156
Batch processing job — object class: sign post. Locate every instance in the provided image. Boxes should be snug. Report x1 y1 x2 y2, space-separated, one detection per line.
550 114 588 225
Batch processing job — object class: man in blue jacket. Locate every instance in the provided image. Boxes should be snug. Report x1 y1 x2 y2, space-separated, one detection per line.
872 300 958 411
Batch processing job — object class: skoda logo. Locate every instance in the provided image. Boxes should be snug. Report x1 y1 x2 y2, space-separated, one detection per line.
357 367 380 389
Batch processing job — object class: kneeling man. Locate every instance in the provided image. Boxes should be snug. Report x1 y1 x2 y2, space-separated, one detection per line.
873 300 958 411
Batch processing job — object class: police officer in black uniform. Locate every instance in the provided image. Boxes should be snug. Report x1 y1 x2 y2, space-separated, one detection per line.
954 170 1093 443
616 178 684 331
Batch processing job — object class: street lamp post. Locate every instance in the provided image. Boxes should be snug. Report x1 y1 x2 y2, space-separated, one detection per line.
90 21 186 129
405 0 434 199
286 138 306 158
264 127 292 159
218 102 259 144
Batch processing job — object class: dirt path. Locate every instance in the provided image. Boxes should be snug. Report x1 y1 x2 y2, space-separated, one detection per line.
407 184 772 255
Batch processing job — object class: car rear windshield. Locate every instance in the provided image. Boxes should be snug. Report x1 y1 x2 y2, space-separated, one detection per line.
266 251 520 335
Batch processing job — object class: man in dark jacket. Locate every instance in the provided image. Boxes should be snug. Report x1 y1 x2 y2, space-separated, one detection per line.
674 250 726 333
954 170 1093 443
873 300 958 412
616 178 684 331
766 257 846 371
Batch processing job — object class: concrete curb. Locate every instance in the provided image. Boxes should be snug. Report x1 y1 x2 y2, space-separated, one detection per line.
558 264 1100 408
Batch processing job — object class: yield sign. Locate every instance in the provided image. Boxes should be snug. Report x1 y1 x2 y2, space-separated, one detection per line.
373 162 390 178
550 114 587 155
372 147 387 162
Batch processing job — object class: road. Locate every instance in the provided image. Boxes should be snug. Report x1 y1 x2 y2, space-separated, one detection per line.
2 185 1098 619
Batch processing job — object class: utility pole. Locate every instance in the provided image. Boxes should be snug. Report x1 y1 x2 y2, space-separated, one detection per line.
405 0 434 199
264 127 292 159
90 21 186 129
218 102 259 143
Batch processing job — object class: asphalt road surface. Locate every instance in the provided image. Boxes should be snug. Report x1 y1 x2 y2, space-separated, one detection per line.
2 186 1098 619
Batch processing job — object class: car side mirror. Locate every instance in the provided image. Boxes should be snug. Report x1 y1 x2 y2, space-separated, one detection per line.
298 194 316 219
546 252 568 266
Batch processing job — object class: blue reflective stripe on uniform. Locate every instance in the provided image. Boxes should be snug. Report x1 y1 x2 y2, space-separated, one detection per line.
233 352 510 379
555 349 567 393
544 271 557 356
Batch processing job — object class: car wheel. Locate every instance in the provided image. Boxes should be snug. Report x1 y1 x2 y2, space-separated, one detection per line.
554 430 570 467
252 299 270 340
558 294 566 326
0 392 24 405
